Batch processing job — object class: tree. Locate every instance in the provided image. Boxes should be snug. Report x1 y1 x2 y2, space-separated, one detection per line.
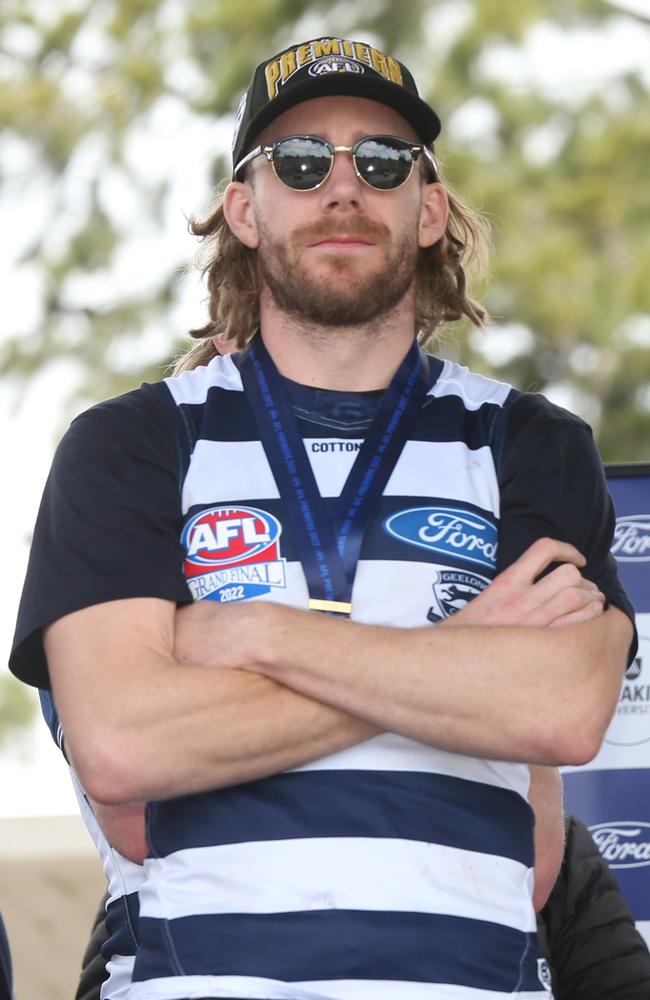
2 0 649 458
1 1 648 743
0 672 36 750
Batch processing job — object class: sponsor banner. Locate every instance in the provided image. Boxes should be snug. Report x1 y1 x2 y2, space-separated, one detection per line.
563 465 650 933
562 768 650 920
569 614 650 771
607 466 650 613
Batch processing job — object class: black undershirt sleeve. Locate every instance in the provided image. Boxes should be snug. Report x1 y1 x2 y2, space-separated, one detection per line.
497 392 637 636
9 383 192 690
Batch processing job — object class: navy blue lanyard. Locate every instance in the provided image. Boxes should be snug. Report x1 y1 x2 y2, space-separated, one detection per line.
240 334 432 615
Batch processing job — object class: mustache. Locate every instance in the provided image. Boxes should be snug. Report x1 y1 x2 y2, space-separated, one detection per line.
293 217 390 244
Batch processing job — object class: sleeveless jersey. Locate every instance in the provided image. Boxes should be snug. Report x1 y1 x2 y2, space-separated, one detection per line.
126 352 549 999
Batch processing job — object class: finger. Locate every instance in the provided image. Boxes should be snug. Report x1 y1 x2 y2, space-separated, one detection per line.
501 537 586 586
523 562 599 604
488 565 598 623
537 585 604 622
521 562 582 603
548 600 606 628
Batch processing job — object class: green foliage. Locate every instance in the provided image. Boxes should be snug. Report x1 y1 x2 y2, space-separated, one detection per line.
1 0 648 740
0 672 37 750
0 0 648 459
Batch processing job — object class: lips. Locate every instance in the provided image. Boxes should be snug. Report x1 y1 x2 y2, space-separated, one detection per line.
311 235 374 248
298 218 388 248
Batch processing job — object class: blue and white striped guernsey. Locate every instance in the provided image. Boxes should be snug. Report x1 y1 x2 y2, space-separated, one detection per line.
39 692 140 998
125 352 550 998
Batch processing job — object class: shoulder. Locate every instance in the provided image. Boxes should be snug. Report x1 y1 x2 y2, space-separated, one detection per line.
498 392 604 494
429 358 514 410
65 381 175 442
163 354 243 406
504 391 593 436
53 381 179 479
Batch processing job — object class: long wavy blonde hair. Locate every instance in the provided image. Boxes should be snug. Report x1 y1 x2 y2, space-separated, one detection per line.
174 172 491 375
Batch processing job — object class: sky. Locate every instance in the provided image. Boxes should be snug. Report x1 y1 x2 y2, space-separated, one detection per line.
1 2 650 817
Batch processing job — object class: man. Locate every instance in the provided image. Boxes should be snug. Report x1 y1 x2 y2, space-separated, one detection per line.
10 35 634 1000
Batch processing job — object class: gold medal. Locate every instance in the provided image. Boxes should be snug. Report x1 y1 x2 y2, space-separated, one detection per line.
308 598 352 615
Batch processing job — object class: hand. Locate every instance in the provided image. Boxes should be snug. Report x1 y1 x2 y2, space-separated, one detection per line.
174 598 280 669
447 537 605 629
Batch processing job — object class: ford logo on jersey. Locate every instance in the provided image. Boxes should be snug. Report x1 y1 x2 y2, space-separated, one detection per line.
384 506 498 570
590 821 650 869
181 505 286 603
611 514 650 562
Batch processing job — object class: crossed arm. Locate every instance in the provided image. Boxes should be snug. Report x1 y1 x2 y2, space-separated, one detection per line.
48 537 630 907
46 537 630 805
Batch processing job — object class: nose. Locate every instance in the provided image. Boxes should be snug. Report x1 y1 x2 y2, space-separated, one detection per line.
319 147 365 211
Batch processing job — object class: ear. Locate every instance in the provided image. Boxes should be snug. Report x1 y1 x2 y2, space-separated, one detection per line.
418 182 449 249
223 180 260 249
211 334 233 356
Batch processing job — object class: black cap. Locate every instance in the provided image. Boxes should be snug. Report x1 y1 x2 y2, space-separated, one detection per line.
232 37 441 176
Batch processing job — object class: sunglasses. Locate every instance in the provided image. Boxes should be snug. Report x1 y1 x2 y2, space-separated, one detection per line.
233 134 438 191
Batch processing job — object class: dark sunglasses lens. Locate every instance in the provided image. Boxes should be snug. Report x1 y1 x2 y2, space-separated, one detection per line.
355 139 413 190
273 138 331 190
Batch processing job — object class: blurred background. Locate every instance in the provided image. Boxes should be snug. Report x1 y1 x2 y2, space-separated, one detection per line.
1 0 649 996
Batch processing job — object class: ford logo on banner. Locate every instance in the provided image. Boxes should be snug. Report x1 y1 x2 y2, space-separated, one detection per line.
611 514 650 562
590 821 650 869
384 506 497 570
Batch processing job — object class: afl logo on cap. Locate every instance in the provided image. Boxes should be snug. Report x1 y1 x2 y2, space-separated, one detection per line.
308 57 364 77
182 505 286 604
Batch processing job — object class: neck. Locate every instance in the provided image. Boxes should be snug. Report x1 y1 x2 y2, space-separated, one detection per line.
258 293 418 391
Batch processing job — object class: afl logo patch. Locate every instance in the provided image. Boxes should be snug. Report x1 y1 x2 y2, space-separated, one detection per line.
385 506 498 570
308 57 365 77
182 505 286 604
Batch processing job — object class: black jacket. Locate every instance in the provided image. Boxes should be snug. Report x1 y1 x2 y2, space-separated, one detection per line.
538 814 650 999
0 913 12 1000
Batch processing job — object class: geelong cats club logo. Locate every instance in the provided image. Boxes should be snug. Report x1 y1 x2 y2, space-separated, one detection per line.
182 505 286 603
427 569 489 623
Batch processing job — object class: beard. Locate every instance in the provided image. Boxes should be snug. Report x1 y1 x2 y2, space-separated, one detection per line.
256 215 419 327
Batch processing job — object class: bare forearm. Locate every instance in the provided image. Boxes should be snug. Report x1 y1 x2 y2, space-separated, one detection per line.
46 601 376 806
85 674 375 859
68 662 376 804
247 605 631 765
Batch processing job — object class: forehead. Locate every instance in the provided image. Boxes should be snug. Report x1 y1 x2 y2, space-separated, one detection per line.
256 95 419 145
